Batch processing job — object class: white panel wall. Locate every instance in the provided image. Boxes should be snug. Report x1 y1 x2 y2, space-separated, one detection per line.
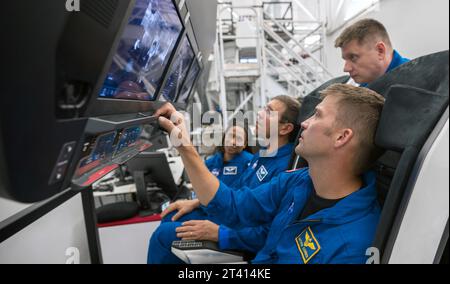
99 221 160 264
0 194 90 264
0 198 32 222
324 0 450 77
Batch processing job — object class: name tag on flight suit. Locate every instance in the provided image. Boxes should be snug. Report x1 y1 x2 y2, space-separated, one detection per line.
223 166 238 175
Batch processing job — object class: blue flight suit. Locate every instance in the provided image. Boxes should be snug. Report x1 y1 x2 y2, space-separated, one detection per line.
217 143 295 252
204 168 381 264
233 143 295 188
204 151 254 188
147 143 295 264
360 50 410 87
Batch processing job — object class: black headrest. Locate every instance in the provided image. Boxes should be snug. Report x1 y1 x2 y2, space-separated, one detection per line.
309 75 350 98
296 95 321 124
296 75 350 123
368 50 449 97
375 84 449 153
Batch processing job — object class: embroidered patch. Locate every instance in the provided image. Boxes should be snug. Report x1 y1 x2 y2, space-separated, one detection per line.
223 166 238 175
211 169 220 177
256 165 268 182
295 227 321 264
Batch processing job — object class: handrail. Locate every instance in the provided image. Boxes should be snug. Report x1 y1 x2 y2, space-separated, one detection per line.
266 62 306 97
263 11 333 78
265 47 313 94
228 91 254 123
265 40 311 84
263 22 324 86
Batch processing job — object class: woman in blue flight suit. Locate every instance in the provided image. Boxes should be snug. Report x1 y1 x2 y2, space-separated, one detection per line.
162 124 253 221
203 125 253 189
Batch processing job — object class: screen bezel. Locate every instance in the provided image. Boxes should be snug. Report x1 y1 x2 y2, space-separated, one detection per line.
174 56 202 107
156 31 197 104
83 0 190 117
173 18 204 110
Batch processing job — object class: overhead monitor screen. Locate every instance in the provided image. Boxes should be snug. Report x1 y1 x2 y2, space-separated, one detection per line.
177 59 201 104
159 35 195 102
98 0 183 101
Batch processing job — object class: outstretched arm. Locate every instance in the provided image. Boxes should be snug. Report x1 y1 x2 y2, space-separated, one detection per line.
155 103 219 206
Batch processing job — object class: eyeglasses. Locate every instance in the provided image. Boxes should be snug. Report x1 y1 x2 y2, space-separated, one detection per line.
262 105 290 124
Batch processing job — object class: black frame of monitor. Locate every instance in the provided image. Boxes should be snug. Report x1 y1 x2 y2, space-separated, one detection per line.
173 17 204 109
82 0 202 117
174 57 203 110
170 18 204 109
157 29 202 108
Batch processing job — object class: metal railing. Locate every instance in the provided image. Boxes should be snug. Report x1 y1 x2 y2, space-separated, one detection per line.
211 0 334 129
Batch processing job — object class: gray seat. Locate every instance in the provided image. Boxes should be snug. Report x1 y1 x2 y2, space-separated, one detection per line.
368 50 449 262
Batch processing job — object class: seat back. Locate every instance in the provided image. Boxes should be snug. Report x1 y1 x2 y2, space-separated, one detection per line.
370 50 449 261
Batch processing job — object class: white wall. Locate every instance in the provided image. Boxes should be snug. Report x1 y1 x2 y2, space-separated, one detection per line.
0 194 90 264
324 0 450 77
0 198 32 222
99 221 160 264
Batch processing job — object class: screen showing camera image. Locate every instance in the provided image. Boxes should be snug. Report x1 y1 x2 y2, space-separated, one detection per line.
177 59 200 104
98 0 183 101
114 126 143 156
160 35 195 102
75 131 118 177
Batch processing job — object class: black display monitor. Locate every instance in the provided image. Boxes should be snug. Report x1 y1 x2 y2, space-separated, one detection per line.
79 0 186 117
126 152 179 215
176 58 202 105
98 0 184 102
1 1 138 202
159 34 196 102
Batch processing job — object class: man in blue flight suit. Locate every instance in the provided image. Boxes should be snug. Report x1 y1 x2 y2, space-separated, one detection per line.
147 96 301 264
155 83 385 264
335 18 410 87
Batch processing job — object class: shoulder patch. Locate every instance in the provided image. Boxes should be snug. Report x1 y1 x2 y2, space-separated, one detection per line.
211 168 220 177
295 226 321 264
256 165 268 182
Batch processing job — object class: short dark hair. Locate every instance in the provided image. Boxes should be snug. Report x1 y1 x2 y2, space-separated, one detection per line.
319 84 385 175
272 95 301 142
335 18 392 49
